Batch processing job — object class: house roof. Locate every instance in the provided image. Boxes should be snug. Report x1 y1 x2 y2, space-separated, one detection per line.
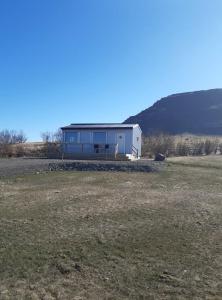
61 123 141 131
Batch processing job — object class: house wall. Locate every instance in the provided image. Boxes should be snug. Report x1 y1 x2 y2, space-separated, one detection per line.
132 126 142 157
63 129 133 154
106 129 133 153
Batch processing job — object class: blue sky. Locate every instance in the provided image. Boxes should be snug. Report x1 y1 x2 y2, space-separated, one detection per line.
0 0 222 141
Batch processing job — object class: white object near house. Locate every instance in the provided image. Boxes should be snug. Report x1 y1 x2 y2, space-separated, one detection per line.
61 123 142 160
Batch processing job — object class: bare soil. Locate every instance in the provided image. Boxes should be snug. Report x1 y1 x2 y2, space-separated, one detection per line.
0 156 222 299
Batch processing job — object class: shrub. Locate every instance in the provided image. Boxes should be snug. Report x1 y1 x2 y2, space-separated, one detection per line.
218 143 222 154
42 142 62 158
142 133 175 157
0 144 13 157
142 134 222 158
191 141 205 156
14 144 25 157
204 139 219 155
175 142 191 156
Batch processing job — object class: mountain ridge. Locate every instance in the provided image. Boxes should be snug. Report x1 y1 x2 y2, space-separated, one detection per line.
124 88 222 135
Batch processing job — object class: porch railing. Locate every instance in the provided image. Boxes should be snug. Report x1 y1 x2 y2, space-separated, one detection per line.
132 145 139 158
62 143 118 157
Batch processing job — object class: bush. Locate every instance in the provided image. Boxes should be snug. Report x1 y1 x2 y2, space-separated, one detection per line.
204 139 219 155
175 142 191 156
14 144 25 157
142 134 222 158
191 141 205 156
218 143 222 154
142 133 175 157
0 144 13 157
42 142 62 158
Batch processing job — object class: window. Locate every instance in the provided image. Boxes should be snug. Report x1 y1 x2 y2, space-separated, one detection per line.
80 132 91 143
93 132 106 144
66 132 78 143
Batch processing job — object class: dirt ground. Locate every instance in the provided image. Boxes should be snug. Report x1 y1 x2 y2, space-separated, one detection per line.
0 156 222 299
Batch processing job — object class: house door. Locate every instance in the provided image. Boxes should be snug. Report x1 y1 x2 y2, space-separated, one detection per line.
116 133 125 154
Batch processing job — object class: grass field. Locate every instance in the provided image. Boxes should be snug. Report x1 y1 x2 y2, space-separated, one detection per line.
0 156 222 299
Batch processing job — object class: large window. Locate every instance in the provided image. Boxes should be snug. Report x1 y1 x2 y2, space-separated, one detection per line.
80 131 91 143
93 132 106 144
66 132 79 143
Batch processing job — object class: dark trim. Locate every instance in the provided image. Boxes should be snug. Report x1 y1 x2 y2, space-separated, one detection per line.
70 123 128 125
61 127 134 130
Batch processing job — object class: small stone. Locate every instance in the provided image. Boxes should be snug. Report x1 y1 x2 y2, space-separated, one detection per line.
194 274 201 281
56 262 72 274
29 284 35 290
74 263 81 272
154 153 165 161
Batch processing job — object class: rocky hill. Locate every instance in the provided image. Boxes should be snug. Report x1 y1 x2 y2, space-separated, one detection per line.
124 89 222 135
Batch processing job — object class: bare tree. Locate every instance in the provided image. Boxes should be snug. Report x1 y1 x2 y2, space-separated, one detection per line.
40 129 63 158
53 129 63 143
0 129 27 157
0 130 27 144
41 131 52 143
11 130 27 143
0 130 11 144
41 129 63 143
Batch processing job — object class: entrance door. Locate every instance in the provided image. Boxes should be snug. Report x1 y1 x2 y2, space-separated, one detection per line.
116 133 125 154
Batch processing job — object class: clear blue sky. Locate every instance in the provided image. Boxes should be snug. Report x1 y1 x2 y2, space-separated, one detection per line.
0 0 222 141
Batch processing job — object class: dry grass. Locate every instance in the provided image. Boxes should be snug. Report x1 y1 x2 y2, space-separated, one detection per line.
0 156 222 299
168 154 222 169
143 134 222 157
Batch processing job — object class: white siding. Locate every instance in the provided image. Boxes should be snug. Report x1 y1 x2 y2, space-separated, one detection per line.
132 125 142 157
62 128 140 155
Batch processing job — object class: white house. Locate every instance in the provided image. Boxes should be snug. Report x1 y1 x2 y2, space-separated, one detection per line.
61 123 142 160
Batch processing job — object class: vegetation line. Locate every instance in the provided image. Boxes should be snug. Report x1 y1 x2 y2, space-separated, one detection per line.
168 161 222 170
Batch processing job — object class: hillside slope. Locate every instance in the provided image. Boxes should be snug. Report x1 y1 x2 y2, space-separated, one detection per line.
124 89 222 135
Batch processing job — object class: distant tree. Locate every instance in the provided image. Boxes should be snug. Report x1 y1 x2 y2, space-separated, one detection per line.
0 130 27 144
53 129 63 143
41 131 52 143
0 130 11 144
40 129 62 158
41 129 63 143
0 129 27 157
11 130 27 143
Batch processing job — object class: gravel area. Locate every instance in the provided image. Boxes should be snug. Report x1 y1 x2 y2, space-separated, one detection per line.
0 158 164 177
48 160 163 172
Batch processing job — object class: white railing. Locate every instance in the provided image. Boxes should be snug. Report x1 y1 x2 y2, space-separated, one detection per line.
132 145 139 158
62 143 118 156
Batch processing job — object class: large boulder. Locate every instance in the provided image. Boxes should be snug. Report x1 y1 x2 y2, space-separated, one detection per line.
154 153 165 161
